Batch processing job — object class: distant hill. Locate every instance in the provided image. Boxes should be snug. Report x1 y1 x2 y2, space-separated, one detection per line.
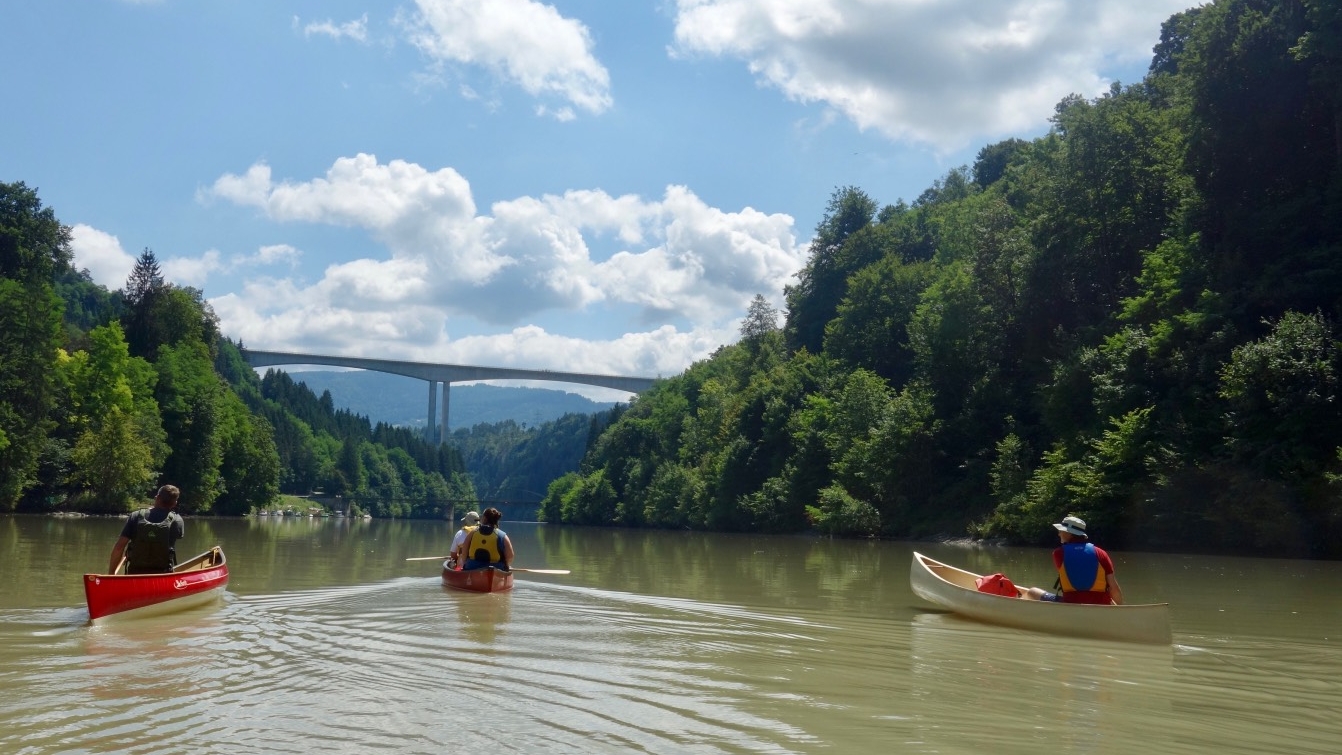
277 370 619 430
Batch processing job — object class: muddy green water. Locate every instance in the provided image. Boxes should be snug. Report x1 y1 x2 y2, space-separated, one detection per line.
0 514 1338 753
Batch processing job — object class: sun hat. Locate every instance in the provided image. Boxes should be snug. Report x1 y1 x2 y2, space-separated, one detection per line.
461 511 480 525
1053 515 1087 537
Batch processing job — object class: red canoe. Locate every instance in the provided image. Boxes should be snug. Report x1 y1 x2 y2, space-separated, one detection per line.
84 546 229 622
441 563 514 593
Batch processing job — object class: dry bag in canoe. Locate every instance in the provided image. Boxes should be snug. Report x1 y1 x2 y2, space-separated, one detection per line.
975 572 1018 597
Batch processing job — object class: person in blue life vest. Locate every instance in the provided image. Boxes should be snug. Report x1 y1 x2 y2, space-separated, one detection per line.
1026 515 1125 605
460 507 514 571
107 485 185 574
447 510 480 570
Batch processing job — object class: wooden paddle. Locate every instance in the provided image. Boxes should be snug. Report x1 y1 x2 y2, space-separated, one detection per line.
404 557 570 575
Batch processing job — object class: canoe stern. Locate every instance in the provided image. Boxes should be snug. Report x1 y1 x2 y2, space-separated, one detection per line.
442 565 515 593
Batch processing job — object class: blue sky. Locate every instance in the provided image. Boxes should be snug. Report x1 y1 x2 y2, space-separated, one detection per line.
2 0 1194 399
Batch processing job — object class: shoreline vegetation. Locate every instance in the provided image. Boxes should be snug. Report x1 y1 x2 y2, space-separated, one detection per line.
4 1 1341 560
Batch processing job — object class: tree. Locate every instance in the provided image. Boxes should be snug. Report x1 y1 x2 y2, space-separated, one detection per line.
1180 0 1339 322
0 182 69 510
58 322 166 510
68 406 156 513
120 249 164 360
972 138 1028 189
214 391 281 515
739 294 779 342
1295 0 1342 164
0 181 72 282
784 186 879 353
1219 311 1342 479
334 436 366 496
123 282 221 361
122 248 163 308
825 256 937 386
155 340 225 513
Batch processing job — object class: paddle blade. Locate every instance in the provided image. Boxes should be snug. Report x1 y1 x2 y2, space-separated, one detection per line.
405 556 450 562
511 568 571 575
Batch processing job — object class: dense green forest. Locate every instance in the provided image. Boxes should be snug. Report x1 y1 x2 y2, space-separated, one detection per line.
542 0 1342 558
450 410 621 502
0 203 477 518
0 178 598 518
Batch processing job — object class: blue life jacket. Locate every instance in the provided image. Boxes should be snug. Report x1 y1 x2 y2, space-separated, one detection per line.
1057 542 1106 594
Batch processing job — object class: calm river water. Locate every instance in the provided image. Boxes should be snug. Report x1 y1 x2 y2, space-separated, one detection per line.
0 514 1339 754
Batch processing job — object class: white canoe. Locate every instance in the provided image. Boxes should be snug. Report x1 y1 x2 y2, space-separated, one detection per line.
909 551 1171 645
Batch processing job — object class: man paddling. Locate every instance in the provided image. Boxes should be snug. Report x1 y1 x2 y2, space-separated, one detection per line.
1027 515 1125 605
447 510 480 570
107 485 184 574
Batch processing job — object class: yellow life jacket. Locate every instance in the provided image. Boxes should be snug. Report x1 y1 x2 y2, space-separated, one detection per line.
466 526 502 564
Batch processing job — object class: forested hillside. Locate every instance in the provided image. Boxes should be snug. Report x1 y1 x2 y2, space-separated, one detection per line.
450 410 621 502
543 0 1342 558
216 350 476 518
0 216 282 516
0 198 475 518
0 177 584 519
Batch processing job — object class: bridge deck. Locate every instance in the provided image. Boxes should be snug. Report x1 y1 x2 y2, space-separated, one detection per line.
242 349 658 393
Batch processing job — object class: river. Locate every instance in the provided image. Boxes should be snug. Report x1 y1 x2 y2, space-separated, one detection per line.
0 514 1338 754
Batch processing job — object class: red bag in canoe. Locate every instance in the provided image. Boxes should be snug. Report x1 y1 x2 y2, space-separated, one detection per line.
975 572 1018 597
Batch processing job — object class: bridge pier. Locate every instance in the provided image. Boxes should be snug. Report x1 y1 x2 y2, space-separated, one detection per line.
425 381 451 444
441 383 450 444
426 380 438 443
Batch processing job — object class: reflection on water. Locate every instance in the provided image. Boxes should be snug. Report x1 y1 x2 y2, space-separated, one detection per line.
906 613 1176 754
0 515 1341 753
453 588 512 645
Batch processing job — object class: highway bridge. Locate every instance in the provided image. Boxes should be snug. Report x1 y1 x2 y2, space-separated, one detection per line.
241 349 659 443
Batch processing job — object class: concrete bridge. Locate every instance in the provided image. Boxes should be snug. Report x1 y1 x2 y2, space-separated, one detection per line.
241 349 659 443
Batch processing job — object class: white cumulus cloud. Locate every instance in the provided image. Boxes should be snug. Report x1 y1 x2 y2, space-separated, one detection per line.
161 249 225 287
403 0 612 116
70 224 138 289
202 154 801 376
672 0 1195 150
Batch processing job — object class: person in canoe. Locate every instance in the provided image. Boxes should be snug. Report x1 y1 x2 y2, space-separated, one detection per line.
1026 515 1125 605
107 485 184 574
461 507 514 571
447 510 480 570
